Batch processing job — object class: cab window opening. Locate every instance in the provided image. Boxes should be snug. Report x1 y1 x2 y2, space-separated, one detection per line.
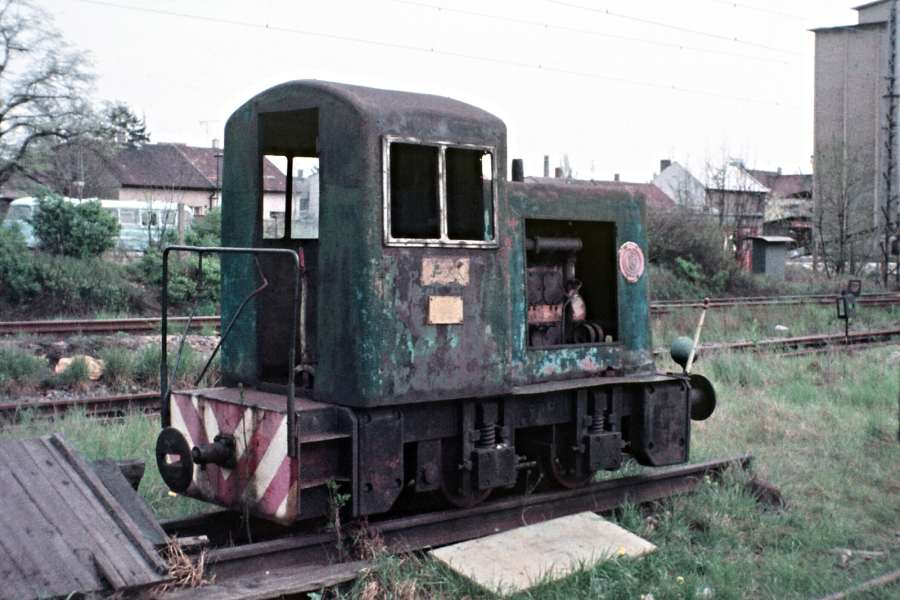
261 154 320 240
385 138 496 246
446 148 493 241
389 143 440 239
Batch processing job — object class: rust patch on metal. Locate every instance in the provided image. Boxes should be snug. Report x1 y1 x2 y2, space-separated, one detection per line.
428 296 464 324
421 257 470 286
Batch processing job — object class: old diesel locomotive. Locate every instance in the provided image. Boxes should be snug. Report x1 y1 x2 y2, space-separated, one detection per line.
156 80 716 524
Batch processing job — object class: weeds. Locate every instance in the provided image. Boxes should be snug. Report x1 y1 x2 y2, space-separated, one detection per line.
156 537 213 592
0 347 48 394
327 479 353 559
133 344 160 387
51 356 90 390
99 347 136 390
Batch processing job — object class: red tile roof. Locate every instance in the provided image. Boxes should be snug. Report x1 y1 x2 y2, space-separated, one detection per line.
109 143 285 192
524 177 676 210
746 169 812 198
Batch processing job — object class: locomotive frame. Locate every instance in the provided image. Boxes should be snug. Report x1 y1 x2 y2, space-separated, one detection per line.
155 80 715 524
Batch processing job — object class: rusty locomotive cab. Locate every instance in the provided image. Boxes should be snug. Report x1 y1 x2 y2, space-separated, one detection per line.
156 80 716 523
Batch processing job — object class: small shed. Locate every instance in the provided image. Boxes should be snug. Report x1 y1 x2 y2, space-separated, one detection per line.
748 235 795 279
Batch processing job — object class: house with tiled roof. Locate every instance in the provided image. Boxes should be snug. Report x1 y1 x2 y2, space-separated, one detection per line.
748 168 813 251
523 175 676 212
108 143 286 216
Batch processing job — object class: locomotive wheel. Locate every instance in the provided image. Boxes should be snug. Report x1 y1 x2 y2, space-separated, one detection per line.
439 483 492 509
542 427 595 490
438 438 491 508
544 452 594 489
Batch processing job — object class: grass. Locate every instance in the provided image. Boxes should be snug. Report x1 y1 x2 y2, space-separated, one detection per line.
3 409 207 519
338 347 899 599
0 347 48 394
0 346 897 598
99 346 137 390
50 356 90 390
653 302 900 351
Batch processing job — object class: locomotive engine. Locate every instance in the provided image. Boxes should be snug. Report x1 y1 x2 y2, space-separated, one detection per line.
156 80 716 523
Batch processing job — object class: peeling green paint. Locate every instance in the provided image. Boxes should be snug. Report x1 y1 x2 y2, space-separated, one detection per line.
218 81 657 409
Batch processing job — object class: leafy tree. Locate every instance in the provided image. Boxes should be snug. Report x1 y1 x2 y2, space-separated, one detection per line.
31 195 119 257
0 0 95 189
97 101 150 146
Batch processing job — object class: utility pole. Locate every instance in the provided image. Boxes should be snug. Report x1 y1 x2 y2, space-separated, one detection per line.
883 1 900 285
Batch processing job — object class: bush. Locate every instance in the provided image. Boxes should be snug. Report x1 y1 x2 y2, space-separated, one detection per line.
130 249 219 308
647 208 731 279
30 254 142 313
0 348 48 394
185 207 221 247
32 195 119 257
0 226 38 302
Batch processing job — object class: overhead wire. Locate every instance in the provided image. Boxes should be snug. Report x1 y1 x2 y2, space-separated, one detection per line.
706 0 809 21
71 0 802 109
391 0 792 65
546 0 804 56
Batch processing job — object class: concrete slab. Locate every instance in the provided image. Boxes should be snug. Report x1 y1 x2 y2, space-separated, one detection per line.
430 511 655 596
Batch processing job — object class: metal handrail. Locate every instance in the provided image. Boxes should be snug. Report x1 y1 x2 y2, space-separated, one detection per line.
160 245 302 456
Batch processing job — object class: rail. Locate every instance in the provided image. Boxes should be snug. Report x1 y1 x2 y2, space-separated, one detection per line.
3 328 899 423
158 455 751 594
1 293 897 336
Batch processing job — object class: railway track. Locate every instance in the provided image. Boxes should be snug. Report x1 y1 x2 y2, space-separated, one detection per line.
0 315 219 335
158 455 751 597
3 328 898 423
0 391 158 422
0 292 896 336
650 291 900 313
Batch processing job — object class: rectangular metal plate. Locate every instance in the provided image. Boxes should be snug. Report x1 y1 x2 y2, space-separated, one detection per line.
421 257 470 286
428 296 464 324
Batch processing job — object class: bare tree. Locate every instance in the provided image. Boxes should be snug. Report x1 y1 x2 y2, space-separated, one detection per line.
704 157 766 265
28 102 150 198
814 141 875 277
0 0 95 189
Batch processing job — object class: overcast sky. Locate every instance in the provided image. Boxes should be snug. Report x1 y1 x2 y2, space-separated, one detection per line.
42 0 861 181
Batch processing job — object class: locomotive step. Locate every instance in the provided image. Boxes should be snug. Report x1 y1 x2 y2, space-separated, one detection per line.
300 431 352 444
298 475 352 491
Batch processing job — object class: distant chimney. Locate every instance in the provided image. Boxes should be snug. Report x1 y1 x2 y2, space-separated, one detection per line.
614 173 620 182
554 167 564 178
512 159 524 182
777 167 782 175
543 155 550 178
660 159 672 172
212 138 219 150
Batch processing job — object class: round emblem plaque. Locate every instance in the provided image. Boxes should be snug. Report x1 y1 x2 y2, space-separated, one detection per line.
618 241 645 283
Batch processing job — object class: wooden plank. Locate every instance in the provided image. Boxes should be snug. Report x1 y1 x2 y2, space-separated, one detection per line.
44 435 167 582
0 435 169 599
92 459 167 547
430 512 656 596
164 561 369 600
0 495 71 599
49 434 167 572
13 437 132 589
0 439 109 593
